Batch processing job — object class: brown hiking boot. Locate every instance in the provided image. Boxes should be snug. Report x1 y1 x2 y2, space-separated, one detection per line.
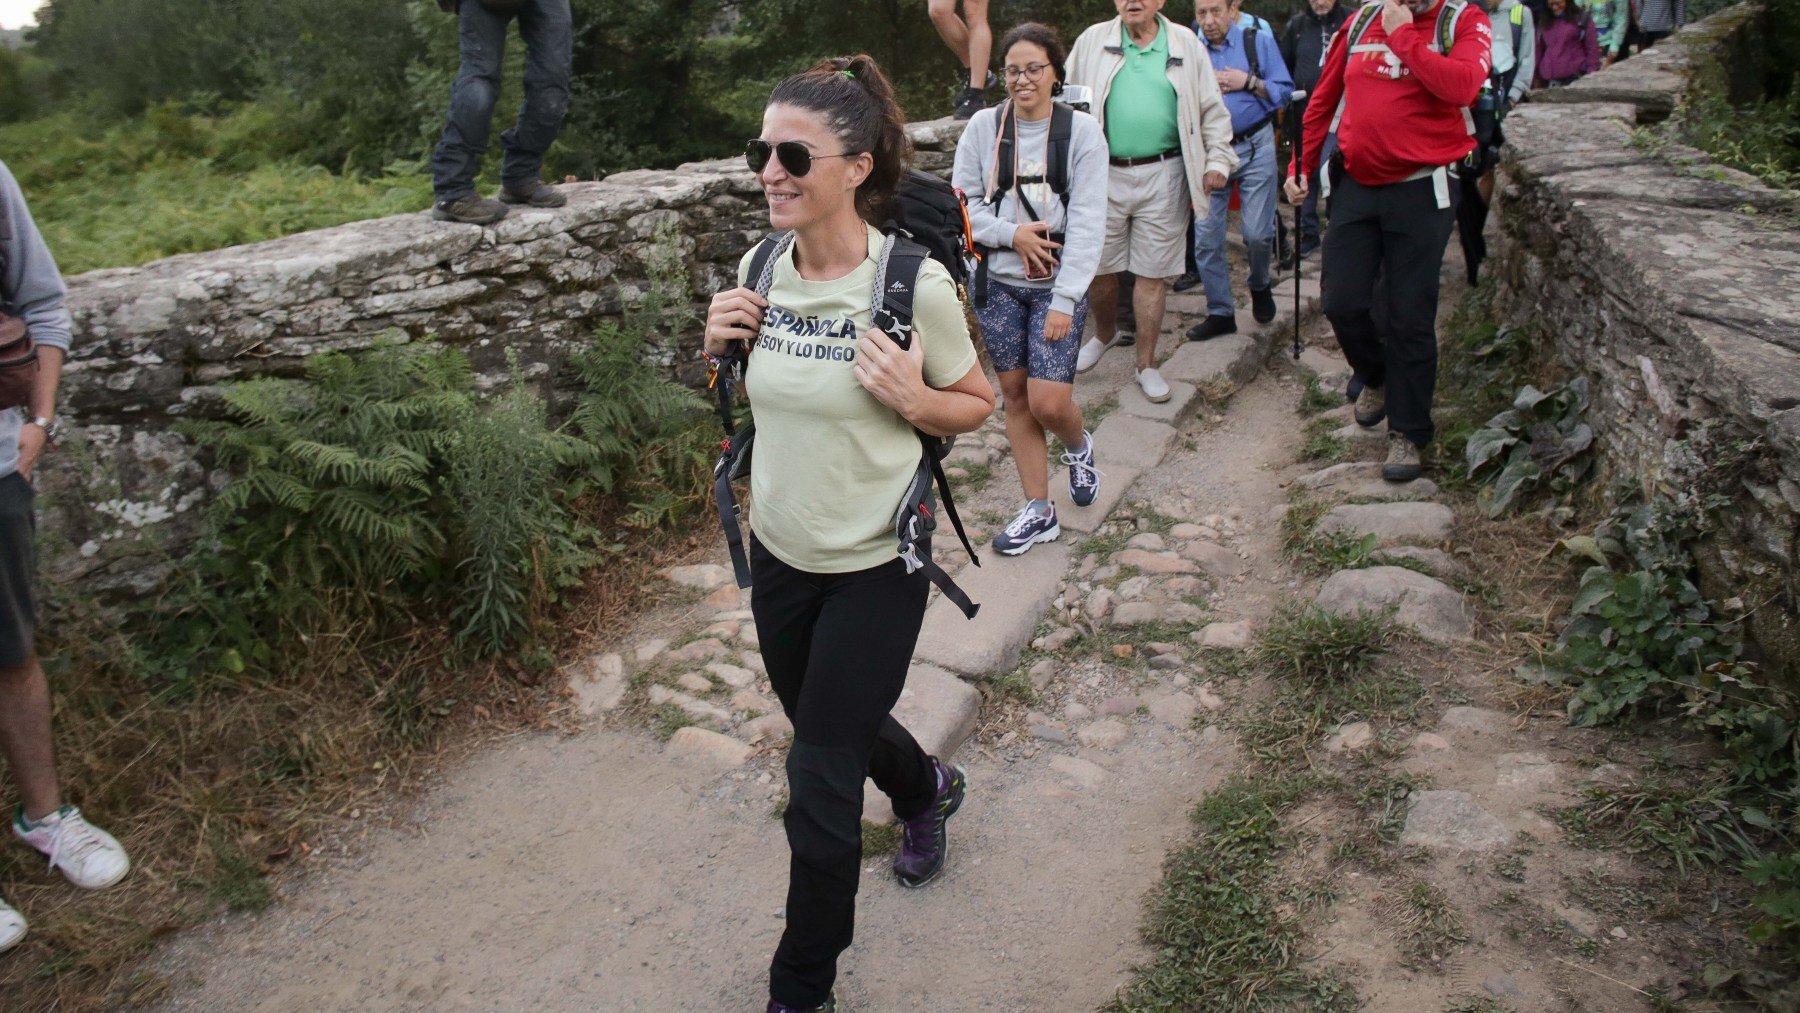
1353 383 1387 428
499 179 567 208
1383 432 1423 483
431 194 509 225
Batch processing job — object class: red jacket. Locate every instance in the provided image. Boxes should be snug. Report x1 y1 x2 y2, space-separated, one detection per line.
1291 0 1493 186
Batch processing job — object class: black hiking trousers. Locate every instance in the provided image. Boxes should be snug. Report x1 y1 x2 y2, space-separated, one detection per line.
751 538 939 1008
1320 164 1462 448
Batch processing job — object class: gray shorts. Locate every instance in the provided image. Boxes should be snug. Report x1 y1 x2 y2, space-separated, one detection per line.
0 472 35 668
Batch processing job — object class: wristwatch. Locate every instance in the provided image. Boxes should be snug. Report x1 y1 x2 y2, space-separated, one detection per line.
25 416 61 444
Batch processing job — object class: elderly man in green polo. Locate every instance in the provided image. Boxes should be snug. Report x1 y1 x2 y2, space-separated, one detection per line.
1069 0 1235 404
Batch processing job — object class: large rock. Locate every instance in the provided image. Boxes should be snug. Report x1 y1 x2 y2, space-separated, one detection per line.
663 564 733 589
1294 462 1441 502
1315 566 1474 643
1112 549 1199 575
1051 464 1142 534
1091 414 1178 470
1400 790 1515 852
1177 540 1246 578
914 543 1071 678
665 727 752 766
1315 502 1454 548
1159 333 1261 388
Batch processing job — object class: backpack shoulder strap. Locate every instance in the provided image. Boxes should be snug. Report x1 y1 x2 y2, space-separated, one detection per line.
989 102 1018 203
1345 1 1385 55
1434 0 1467 53
745 232 793 299
871 235 982 614
1243 25 1262 81
1048 102 1075 204
870 234 928 348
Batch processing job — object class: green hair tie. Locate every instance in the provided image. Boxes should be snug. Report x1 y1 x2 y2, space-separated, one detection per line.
841 70 856 79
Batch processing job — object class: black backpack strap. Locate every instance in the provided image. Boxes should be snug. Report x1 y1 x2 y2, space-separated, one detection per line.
709 231 792 590
713 422 755 588
1047 102 1075 206
872 237 982 619
1244 25 1262 81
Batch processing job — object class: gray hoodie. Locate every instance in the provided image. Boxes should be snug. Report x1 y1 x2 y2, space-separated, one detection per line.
952 102 1109 317
0 160 74 481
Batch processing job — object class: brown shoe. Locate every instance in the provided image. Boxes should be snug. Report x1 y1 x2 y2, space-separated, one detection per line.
1383 432 1423 483
499 180 567 208
431 194 509 225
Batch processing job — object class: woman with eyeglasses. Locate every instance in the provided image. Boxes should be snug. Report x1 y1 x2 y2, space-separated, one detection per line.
952 22 1108 557
702 54 995 1013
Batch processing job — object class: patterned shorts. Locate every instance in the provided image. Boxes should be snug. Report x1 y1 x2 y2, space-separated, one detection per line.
975 282 1090 385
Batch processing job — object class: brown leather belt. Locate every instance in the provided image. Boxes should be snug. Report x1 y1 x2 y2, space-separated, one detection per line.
1108 147 1180 167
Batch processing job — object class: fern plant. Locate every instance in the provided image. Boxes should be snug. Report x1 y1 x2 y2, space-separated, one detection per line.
567 247 715 529
181 341 472 626
449 352 599 655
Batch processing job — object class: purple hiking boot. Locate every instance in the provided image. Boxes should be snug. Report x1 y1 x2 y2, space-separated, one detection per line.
892 758 967 889
765 996 837 1012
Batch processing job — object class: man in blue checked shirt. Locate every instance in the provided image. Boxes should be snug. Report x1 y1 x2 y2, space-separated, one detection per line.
1184 0 1294 341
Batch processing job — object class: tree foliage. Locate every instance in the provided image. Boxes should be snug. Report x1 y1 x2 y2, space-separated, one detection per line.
24 0 1310 179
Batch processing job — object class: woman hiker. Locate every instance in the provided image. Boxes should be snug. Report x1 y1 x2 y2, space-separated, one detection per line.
953 22 1109 557
1535 0 1601 87
702 55 995 1013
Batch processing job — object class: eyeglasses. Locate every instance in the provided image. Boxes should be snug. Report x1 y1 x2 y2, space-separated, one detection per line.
1001 63 1052 81
745 139 858 177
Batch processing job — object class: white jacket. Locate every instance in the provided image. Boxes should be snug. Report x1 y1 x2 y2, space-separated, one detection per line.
1065 13 1237 219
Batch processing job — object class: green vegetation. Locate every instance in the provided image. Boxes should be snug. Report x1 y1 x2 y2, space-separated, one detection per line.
9 0 1230 272
1256 604 1399 685
1428 283 1800 978
1107 772 1356 1012
1464 379 1596 517
1676 0 1800 191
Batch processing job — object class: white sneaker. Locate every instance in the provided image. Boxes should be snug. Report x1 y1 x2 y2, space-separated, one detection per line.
15 806 131 890
1075 337 1111 373
1136 367 1171 404
0 897 24 953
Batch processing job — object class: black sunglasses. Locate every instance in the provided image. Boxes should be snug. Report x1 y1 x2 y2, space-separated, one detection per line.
746 139 859 177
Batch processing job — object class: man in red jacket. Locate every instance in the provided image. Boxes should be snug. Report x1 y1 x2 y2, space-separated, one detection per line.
1285 0 1491 482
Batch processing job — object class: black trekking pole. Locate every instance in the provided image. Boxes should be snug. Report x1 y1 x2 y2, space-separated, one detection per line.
1287 89 1308 363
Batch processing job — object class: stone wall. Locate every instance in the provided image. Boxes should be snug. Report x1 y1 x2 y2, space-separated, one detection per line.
1492 3 1800 679
38 120 965 596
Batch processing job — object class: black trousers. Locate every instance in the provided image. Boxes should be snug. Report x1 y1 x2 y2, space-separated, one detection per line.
752 539 938 1007
1320 167 1461 448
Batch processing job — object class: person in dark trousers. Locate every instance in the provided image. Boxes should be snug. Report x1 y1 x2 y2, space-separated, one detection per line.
1184 0 1294 341
704 56 995 1013
429 0 573 225
1286 0 1492 483
1279 0 1352 260
0 160 133 955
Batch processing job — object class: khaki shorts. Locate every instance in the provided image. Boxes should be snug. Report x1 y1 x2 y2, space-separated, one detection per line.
1098 156 1189 280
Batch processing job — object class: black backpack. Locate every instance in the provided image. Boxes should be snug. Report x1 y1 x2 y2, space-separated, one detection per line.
708 180 984 619
973 100 1076 307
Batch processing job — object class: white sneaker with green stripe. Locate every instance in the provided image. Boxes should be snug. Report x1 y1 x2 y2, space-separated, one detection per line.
14 806 131 890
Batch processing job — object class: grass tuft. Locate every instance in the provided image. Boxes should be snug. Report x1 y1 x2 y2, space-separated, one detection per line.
1106 773 1356 1012
1386 879 1469 969
1257 603 1399 684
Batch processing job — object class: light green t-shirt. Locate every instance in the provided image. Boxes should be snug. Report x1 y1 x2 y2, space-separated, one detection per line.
737 225 979 574
1104 21 1180 159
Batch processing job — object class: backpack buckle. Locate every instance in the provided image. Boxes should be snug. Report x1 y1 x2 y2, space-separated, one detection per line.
898 541 925 575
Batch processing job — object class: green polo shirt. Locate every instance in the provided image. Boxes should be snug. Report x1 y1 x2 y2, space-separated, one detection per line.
1103 21 1180 159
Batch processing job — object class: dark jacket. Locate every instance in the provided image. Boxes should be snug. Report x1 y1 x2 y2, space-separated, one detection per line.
1280 3 1353 97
